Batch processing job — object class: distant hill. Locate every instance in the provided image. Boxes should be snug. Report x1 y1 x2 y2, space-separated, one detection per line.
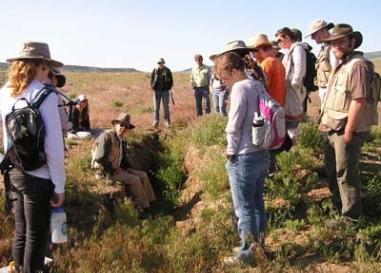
0 62 8 70
63 65 140 73
0 62 140 73
364 51 381 59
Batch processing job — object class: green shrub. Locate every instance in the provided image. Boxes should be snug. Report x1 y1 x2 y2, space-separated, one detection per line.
368 126 381 146
112 100 124 108
155 151 186 208
198 151 229 199
113 198 139 226
298 121 324 152
191 115 227 148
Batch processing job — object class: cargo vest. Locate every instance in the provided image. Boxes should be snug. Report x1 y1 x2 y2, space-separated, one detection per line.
315 45 332 88
320 54 375 132
92 129 124 173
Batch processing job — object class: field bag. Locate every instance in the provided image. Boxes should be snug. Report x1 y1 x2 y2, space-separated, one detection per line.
4 85 54 171
373 72 381 102
303 48 318 92
368 70 381 125
252 88 286 150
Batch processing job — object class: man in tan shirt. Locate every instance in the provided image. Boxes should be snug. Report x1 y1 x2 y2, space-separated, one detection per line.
319 24 374 221
191 54 211 116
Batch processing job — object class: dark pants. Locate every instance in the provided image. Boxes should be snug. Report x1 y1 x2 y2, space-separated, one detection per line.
323 131 368 219
9 168 54 273
194 87 211 116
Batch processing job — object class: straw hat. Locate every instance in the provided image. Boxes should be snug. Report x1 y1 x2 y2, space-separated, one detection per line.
247 34 272 49
305 19 334 38
322 23 362 49
6 41 63 67
111 113 135 129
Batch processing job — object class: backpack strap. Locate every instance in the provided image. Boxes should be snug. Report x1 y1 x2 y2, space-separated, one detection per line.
31 85 56 108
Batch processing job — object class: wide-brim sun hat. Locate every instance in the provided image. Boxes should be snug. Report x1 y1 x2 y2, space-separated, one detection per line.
50 67 66 88
209 40 250 61
247 34 272 49
111 112 135 130
6 41 63 67
322 23 362 49
305 19 334 38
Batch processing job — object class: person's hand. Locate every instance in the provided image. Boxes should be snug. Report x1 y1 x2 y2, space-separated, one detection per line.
343 130 353 144
50 192 65 207
226 154 237 162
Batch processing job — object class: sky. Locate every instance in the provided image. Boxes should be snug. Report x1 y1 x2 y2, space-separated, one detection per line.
0 0 380 72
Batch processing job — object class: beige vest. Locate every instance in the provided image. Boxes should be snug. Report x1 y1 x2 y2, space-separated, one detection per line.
315 45 332 88
321 54 374 132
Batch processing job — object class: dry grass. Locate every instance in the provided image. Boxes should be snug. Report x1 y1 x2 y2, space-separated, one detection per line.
61 72 196 131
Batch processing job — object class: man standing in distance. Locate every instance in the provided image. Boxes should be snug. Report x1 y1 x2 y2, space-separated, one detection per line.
150 58 173 128
191 54 211 116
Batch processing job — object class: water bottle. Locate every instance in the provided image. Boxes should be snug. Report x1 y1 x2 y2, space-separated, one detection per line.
253 112 264 127
51 207 68 244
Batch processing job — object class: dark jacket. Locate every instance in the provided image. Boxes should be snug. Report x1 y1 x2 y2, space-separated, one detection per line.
91 129 129 176
150 67 173 91
70 106 90 132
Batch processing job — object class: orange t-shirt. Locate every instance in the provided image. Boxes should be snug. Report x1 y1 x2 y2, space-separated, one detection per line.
261 56 286 106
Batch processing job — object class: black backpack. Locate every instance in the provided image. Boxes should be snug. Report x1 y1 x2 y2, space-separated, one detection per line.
303 48 318 92
4 85 55 171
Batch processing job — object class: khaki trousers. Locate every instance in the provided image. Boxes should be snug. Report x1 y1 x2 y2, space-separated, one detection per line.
112 168 156 211
323 131 368 219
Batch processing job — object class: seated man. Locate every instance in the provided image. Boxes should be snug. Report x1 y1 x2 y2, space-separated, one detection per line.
91 112 156 213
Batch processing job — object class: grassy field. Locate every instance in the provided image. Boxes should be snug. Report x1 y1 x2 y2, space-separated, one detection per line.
0 65 381 272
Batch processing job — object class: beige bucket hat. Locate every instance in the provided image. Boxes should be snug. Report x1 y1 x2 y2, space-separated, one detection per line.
209 40 250 61
322 23 362 49
247 34 272 49
111 112 135 129
7 41 63 67
305 19 334 38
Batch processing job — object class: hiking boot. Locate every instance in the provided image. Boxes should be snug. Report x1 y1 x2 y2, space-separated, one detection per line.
224 243 256 266
223 255 241 266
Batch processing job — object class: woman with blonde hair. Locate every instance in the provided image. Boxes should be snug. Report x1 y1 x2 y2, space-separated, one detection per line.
0 41 65 273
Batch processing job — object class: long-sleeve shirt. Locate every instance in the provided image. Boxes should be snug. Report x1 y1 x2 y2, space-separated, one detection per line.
226 78 263 155
282 42 307 118
283 42 307 92
0 80 66 193
191 64 211 88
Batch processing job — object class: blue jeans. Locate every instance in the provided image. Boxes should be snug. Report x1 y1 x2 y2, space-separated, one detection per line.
194 87 211 116
212 90 227 116
153 90 170 124
9 168 54 273
225 150 269 257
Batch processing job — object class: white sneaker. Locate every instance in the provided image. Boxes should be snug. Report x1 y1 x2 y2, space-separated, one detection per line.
164 121 170 128
152 122 159 128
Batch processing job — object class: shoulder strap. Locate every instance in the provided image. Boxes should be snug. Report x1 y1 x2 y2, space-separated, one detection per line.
31 85 55 108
